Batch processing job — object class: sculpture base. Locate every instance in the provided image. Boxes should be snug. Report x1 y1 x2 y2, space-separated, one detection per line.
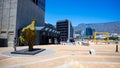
11 48 46 55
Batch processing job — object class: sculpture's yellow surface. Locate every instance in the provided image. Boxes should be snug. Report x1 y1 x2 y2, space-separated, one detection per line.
20 20 36 51
94 32 109 43
19 36 25 43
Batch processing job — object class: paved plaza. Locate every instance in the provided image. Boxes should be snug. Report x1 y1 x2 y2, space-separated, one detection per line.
0 44 120 68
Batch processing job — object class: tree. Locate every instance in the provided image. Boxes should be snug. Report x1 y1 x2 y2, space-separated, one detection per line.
104 36 119 41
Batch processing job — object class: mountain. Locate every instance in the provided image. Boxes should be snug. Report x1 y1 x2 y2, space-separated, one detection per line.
74 21 120 34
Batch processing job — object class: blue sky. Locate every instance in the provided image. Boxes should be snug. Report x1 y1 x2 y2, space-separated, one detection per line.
45 0 120 26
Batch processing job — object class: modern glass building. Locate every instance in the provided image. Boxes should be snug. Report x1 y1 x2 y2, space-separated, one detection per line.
85 27 93 36
56 19 74 42
0 0 48 47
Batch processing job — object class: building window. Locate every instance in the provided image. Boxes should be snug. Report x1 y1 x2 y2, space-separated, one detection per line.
33 0 38 5
9 31 14 33
1 31 6 33
32 0 45 11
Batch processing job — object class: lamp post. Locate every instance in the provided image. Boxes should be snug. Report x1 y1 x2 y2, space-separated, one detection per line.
116 44 118 52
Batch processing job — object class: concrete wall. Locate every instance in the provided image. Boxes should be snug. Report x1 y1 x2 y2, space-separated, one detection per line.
0 0 18 47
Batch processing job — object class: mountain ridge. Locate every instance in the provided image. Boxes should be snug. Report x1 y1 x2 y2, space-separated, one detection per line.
74 21 120 34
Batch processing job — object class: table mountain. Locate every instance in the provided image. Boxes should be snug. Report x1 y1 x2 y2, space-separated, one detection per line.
74 21 120 34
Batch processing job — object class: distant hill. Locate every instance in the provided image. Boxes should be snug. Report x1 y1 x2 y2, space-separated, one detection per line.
74 21 120 34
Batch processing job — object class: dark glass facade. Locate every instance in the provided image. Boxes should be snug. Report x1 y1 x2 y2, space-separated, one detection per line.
33 0 45 11
86 27 93 36
56 20 74 42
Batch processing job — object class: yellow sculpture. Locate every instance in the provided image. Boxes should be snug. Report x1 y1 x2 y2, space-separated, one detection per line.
20 20 36 51
94 32 109 43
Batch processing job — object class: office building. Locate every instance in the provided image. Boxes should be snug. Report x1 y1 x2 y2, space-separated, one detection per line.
0 0 46 47
86 27 93 36
56 19 74 42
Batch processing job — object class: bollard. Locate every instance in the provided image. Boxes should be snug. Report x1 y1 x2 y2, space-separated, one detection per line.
14 37 17 51
116 45 118 52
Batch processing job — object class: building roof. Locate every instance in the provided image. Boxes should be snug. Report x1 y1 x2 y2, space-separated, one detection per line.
35 26 45 30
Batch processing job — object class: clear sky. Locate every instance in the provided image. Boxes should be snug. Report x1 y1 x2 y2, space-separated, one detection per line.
45 0 120 26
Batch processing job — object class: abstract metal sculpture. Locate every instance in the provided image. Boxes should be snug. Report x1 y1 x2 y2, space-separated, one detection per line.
94 32 109 43
20 20 36 51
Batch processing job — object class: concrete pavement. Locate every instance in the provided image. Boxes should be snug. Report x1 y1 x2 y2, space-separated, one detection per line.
0 44 120 68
